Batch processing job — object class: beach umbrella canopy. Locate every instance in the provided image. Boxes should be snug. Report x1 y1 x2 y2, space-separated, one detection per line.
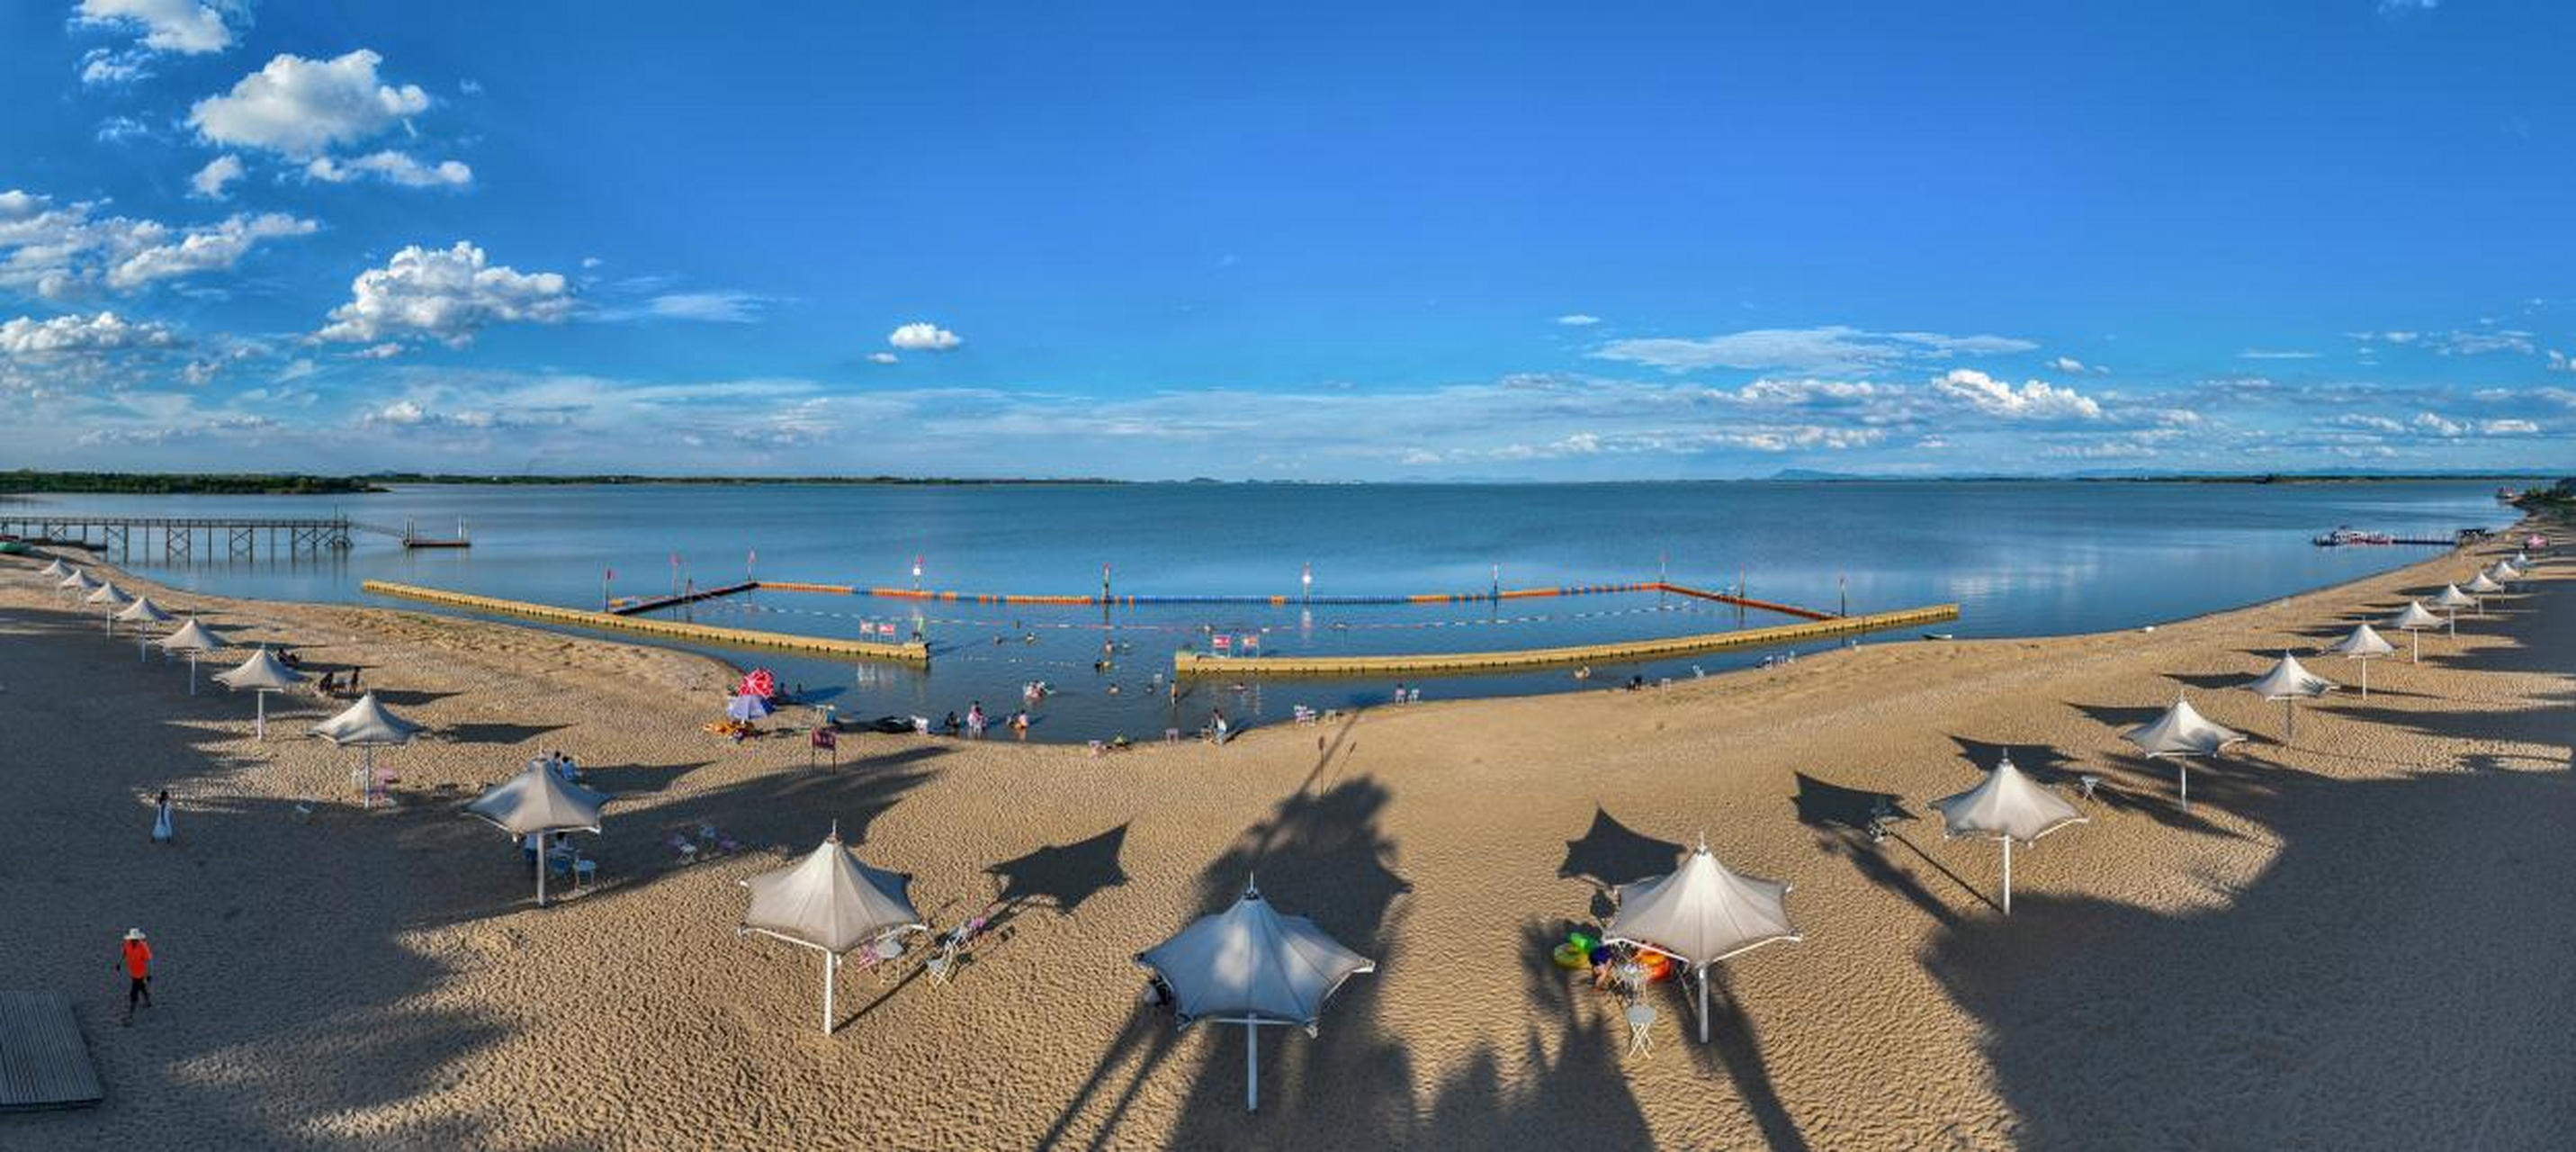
2245 652 2336 701
2494 560 2525 581
2328 623 2396 660
311 691 421 808
2244 652 2337 742
466 762 609 837
2326 623 2396 697
157 617 220 653
60 571 97 595
2123 694 2247 759
310 691 421 745
1136 878 1376 1110
740 827 926 1034
2429 584 2474 611
1932 752 2086 914
1605 838 1800 1043
212 646 305 693
726 693 773 721
85 580 131 608
2123 693 2245 810
39 558 68 578
467 760 610 907
212 646 306 738
2464 572 2503 595
115 597 175 626
2384 600 2441 662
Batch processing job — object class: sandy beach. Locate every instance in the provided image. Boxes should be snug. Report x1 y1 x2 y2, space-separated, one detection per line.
1 522 2567 1150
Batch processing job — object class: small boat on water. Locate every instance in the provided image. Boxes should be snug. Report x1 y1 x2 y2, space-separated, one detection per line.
2313 526 2394 547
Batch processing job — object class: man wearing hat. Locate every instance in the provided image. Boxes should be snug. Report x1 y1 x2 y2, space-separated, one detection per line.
115 928 153 1025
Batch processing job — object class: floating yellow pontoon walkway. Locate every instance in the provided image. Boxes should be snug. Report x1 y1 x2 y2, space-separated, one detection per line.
361 580 930 662
1173 603 1960 677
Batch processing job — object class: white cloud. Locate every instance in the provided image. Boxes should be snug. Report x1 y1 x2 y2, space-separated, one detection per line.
2546 351 2572 374
0 191 316 297
888 321 962 351
2411 411 2465 436
76 0 235 53
1591 325 2034 374
315 241 574 346
2334 414 2407 435
1931 369 2104 421
0 310 177 356
304 150 472 189
2046 356 2087 374
866 352 900 364
2481 418 2539 436
190 50 431 158
2237 348 2317 360
642 292 767 323
190 154 244 199
108 212 318 289
349 342 404 359
1556 314 1602 327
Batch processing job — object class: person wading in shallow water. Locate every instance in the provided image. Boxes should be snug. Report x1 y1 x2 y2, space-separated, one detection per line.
115 928 153 1025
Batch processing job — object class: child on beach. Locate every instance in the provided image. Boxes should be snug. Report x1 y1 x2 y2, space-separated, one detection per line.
115 928 152 1025
151 789 173 844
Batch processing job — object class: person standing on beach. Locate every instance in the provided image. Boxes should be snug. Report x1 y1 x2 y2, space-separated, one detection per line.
151 789 174 844
115 928 153 1025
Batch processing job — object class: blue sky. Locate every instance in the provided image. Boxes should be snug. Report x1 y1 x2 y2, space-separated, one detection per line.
3 0 2571 479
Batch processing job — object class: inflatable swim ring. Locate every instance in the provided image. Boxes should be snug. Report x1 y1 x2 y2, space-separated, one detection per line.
1637 950 1674 983
1551 941 1590 970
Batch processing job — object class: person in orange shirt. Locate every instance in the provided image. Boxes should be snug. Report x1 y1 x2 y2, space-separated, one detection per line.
115 928 152 1025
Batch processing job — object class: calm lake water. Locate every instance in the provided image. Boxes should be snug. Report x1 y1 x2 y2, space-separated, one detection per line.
14 481 2518 741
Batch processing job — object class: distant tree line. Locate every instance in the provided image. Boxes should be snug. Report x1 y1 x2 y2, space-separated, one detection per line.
0 470 383 495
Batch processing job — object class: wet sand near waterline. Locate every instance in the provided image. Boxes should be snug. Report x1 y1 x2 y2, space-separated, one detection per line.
0 524 2568 1149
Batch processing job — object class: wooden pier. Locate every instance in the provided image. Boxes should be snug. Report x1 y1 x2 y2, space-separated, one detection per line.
362 580 929 663
1172 602 1961 678
0 513 355 561
0 512 471 556
608 580 758 616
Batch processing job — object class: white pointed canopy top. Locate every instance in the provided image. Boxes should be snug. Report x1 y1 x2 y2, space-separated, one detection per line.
2428 584 2474 610
85 580 133 608
2124 694 2247 759
2464 572 2504 595
2384 601 2440 632
1932 753 2087 845
1604 841 1801 969
740 830 925 956
2512 551 2530 566
213 646 307 692
157 617 220 653
310 691 423 747
115 596 175 626
1137 881 1378 1029
2494 560 2525 580
2245 652 2336 700
2327 622 2396 659
465 760 609 837
39 558 69 578
60 571 97 593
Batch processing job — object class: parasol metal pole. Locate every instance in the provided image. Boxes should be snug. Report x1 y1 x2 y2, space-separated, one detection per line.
537 832 548 908
2177 761 2188 813
824 951 836 1036
2360 657 2369 698
2002 836 2014 915
1698 966 1710 1043
188 652 198 695
1246 1021 1259 1112
256 691 266 740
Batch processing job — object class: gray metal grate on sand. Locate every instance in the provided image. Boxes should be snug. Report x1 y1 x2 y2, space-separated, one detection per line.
0 991 103 1112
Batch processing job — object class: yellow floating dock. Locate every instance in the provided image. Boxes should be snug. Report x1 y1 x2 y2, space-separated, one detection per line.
1173 603 1960 678
361 580 930 663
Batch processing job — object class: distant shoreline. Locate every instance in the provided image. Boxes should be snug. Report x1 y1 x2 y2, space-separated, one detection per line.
0 469 2550 496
